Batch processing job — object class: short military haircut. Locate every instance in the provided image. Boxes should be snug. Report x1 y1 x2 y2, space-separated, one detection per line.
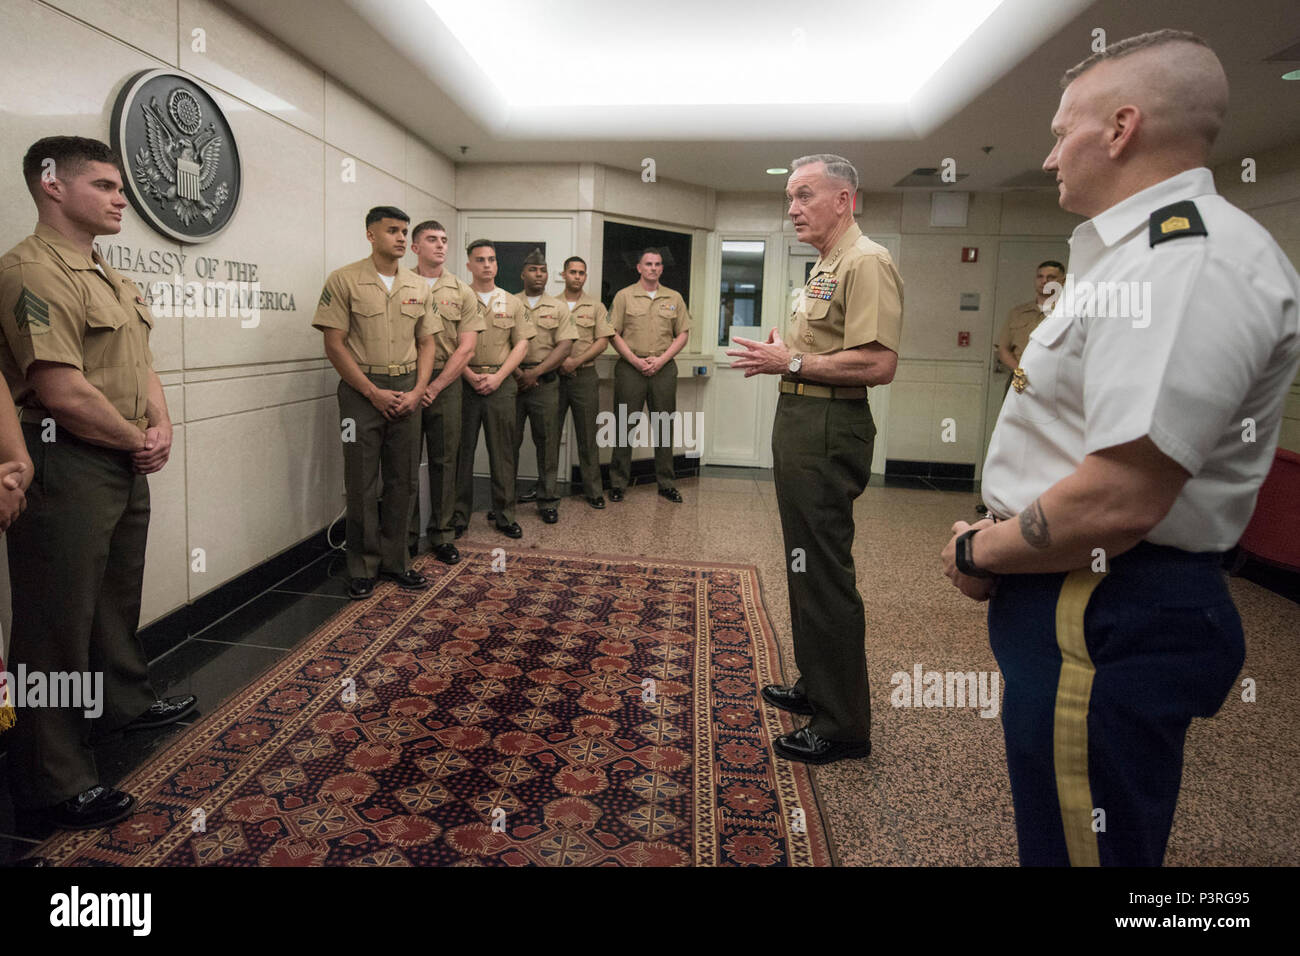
1060 29 1211 87
1038 260 1065 273
412 219 446 241
22 136 121 193
365 205 409 228
791 153 859 192
563 256 587 270
637 248 663 264
467 238 495 256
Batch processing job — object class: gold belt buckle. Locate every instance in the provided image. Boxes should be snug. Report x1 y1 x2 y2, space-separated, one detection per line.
388 364 402 376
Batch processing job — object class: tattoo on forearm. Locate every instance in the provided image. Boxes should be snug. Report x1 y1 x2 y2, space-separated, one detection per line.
1019 498 1051 549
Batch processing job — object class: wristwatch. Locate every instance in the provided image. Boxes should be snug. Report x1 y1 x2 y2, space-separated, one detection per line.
788 352 803 375
955 529 995 579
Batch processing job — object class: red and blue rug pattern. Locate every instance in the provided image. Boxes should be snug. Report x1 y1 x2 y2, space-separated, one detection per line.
35 548 834 866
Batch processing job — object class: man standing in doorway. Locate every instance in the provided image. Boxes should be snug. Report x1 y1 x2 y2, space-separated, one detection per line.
608 250 691 503
994 260 1064 395
728 153 904 764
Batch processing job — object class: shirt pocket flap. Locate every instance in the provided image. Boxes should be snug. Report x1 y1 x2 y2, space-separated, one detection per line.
1028 307 1071 348
85 304 127 331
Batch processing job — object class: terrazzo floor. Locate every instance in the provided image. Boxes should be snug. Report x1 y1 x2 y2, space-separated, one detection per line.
1 468 1295 866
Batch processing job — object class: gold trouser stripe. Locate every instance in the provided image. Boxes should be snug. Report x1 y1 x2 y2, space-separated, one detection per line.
1053 568 1107 867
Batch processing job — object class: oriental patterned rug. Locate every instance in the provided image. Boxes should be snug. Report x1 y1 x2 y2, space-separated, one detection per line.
33 547 835 866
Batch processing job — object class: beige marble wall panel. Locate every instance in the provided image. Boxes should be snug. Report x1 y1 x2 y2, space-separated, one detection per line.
406 134 455 206
184 366 336 421
402 185 457 244
715 192 786 233
181 87 324 369
456 164 581 212
901 190 1001 235
324 75 406 180
179 0 326 139
141 424 188 625
186 398 341 596
999 190 1083 236
603 166 714 230
324 146 407 276
895 234 999 359
43 0 177 64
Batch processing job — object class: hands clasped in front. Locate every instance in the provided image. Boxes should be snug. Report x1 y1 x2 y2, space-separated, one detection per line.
942 518 997 602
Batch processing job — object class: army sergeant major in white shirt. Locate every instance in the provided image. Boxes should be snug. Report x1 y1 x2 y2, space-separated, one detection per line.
941 30 1300 867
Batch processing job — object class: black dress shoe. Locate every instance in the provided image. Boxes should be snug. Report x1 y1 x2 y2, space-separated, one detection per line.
349 577 376 600
45 786 136 830
658 487 683 503
379 568 427 589
773 727 871 765
496 522 523 539
609 488 625 502
540 508 558 524
587 495 606 509
518 487 538 502
432 543 460 564
126 695 198 730
486 511 496 523
453 525 467 539
761 683 814 716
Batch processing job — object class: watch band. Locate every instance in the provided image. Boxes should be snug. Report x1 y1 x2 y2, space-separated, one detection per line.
956 529 995 579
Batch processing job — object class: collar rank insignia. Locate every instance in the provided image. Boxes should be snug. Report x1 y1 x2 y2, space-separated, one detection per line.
1011 366 1029 394
807 275 837 300
1148 199 1207 247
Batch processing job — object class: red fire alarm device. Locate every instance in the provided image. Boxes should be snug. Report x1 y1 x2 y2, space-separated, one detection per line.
961 247 978 262
957 331 971 347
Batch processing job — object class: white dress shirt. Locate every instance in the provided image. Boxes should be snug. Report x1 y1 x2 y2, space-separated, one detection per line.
983 167 1300 551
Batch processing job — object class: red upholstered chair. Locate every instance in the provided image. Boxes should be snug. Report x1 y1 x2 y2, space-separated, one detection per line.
1237 447 1300 572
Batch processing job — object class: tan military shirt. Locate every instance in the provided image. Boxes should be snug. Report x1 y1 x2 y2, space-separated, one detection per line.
469 287 533 368
995 301 1048 364
312 258 442 370
564 292 614 368
611 283 691 356
517 291 578 365
790 222 903 356
0 223 154 429
423 271 485 367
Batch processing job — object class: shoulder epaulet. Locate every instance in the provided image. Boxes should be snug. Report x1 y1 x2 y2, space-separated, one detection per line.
1149 200 1207 247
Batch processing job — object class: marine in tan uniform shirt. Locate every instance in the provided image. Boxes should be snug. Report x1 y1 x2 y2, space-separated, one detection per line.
558 260 615 506
0 136 195 828
728 154 903 764
514 252 577 521
608 252 692 500
408 228 485 563
313 224 443 591
454 244 535 536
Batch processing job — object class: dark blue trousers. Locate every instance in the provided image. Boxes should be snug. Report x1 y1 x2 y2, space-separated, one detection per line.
988 542 1244 866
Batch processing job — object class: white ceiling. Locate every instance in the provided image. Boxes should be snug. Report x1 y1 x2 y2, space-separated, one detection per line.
222 0 1300 193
